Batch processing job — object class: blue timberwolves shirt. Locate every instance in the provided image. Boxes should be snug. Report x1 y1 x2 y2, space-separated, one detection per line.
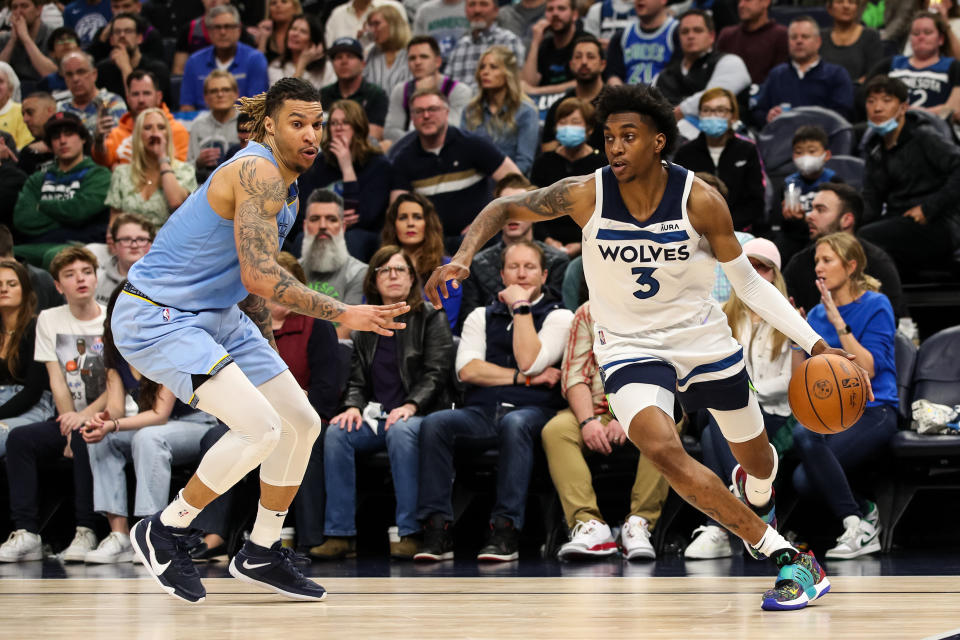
887 55 960 108
127 141 298 311
607 17 678 85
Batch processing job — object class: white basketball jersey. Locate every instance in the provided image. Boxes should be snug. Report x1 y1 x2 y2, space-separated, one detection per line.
582 163 722 335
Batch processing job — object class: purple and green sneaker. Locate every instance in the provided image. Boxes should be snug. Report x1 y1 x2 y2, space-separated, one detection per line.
761 549 831 611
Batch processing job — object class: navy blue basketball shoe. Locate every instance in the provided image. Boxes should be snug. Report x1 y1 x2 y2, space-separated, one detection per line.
229 540 327 601
130 513 206 603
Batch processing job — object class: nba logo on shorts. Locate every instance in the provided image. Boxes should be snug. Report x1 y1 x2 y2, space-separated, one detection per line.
162 308 170 322
599 330 606 345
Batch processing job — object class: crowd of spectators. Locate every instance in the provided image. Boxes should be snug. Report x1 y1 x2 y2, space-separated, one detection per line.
0 0 956 565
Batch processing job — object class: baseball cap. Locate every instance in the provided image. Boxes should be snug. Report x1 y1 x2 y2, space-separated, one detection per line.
743 238 781 271
44 111 90 145
328 37 363 58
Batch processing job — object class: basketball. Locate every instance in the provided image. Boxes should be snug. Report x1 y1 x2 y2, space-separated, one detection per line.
788 353 867 434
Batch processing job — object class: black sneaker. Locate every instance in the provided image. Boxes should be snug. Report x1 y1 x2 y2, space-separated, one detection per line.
477 517 519 562
229 540 326 601
130 513 206 603
413 514 454 561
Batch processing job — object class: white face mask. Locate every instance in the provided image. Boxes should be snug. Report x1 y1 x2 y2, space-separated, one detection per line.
795 153 826 177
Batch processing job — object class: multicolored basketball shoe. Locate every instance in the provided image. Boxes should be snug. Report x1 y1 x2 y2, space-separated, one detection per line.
732 464 776 560
761 549 831 611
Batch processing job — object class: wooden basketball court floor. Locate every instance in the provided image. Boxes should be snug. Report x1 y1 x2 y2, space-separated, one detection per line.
2 564 960 639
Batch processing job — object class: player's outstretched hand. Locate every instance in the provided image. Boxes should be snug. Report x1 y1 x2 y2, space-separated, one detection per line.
424 262 470 309
340 301 410 336
811 340 875 402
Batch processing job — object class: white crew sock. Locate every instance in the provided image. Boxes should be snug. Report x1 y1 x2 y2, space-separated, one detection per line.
752 524 797 559
159 490 202 529
744 444 778 509
249 502 287 548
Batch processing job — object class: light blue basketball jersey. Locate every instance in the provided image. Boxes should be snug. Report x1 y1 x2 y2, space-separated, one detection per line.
619 17 677 85
127 141 298 311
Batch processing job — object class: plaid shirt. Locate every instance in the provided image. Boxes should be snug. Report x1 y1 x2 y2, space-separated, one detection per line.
57 89 127 138
560 302 608 414
445 25 526 89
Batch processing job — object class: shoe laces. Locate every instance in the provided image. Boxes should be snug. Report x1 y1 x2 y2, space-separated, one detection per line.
569 520 593 540
171 532 203 577
97 532 125 552
5 530 31 549
275 545 309 583
68 528 94 549
836 519 862 546
624 518 647 539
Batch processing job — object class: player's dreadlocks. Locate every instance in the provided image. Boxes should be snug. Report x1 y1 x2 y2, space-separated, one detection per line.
236 77 323 142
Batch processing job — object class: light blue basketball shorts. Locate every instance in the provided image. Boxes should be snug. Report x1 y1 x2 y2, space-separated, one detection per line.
111 283 288 405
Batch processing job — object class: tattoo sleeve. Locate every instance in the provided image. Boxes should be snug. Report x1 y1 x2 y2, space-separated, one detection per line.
238 293 277 352
234 159 347 321
455 178 577 262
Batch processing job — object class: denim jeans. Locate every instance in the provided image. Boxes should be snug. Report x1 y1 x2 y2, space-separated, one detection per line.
417 404 553 530
87 413 215 517
791 404 898 520
0 387 55 457
324 416 422 537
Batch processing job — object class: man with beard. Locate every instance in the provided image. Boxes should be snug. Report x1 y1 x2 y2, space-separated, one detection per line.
94 14 172 109
521 0 582 96
783 183 902 319
299 189 367 339
541 35 605 152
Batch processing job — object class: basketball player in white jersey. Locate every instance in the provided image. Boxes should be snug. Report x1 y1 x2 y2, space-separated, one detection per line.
426 85 873 611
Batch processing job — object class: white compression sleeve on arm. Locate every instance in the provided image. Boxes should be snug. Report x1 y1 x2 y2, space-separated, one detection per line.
720 252 822 354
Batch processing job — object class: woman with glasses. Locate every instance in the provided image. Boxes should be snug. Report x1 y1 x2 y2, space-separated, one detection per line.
268 14 334 89
105 109 198 227
672 87 765 232
462 46 539 175
363 5 413 98
311 245 454 560
381 192 462 331
94 213 154 305
298 99 390 262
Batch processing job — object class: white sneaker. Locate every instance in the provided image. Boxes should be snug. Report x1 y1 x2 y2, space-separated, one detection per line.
61 527 98 563
85 531 133 564
825 515 881 560
684 525 732 560
620 515 655 561
0 530 43 562
557 519 618 560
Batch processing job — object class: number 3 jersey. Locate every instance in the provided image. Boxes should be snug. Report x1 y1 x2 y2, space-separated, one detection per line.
582 162 721 336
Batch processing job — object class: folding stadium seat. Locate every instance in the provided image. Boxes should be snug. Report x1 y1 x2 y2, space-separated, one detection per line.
877 326 960 551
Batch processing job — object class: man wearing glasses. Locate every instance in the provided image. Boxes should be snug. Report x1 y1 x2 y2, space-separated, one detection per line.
179 5 268 111
94 13 171 108
57 50 128 137
93 213 154 304
388 88 520 252
187 70 240 183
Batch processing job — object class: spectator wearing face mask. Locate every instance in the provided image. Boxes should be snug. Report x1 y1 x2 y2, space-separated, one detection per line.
775 125 843 266
672 87 765 234
529 97 604 259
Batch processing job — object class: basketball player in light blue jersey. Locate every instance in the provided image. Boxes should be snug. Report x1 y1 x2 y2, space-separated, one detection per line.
427 85 874 612
112 78 409 604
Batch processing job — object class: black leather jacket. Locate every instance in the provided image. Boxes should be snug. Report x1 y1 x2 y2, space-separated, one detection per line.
341 305 454 414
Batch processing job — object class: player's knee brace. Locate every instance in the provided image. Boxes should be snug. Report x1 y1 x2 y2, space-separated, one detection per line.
707 393 765 444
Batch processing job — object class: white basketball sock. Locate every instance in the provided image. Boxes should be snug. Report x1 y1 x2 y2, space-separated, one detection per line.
744 443 779 509
752 525 796 559
160 490 202 529
249 502 287 548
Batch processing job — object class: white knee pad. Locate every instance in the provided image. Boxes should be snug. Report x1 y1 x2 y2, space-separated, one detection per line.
256 370 324 487
192 363 283 494
706 392 765 444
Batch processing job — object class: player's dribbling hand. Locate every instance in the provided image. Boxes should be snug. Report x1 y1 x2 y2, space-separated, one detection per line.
424 262 471 309
339 301 409 336
331 407 363 431
810 339 875 402
582 419 611 455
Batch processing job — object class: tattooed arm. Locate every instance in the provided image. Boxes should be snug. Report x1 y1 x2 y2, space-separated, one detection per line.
231 157 409 336
424 174 596 307
238 293 278 352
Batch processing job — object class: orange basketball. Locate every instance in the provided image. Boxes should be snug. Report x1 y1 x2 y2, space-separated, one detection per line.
788 353 867 434
65 360 78 372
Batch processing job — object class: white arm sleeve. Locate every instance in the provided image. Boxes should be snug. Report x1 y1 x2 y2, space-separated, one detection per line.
720 252 822 354
455 307 487 380
520 308 574 376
